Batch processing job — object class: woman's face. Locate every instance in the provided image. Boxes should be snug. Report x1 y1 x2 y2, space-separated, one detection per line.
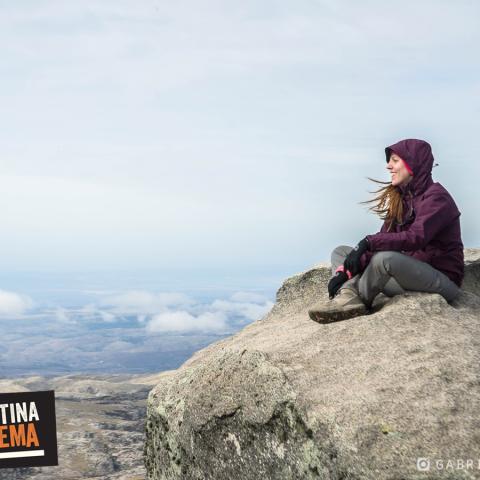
387 153 412 187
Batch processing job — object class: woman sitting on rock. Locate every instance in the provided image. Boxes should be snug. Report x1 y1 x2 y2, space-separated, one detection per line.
309 138 464 323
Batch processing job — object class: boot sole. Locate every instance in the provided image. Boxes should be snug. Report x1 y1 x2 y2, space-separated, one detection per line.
308 305 367 324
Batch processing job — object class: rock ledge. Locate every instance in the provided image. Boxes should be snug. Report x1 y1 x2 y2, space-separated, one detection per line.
145 249 480 480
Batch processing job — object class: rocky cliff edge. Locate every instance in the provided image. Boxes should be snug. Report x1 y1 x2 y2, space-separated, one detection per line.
145 249 480 480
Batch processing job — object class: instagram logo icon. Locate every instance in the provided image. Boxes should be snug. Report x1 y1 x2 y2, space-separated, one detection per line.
417 458 431 471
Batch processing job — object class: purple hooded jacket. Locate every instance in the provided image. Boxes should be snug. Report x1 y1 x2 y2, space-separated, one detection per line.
360 139 464 287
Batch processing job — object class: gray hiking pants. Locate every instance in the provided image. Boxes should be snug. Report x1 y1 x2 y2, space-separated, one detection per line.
331 245 461 307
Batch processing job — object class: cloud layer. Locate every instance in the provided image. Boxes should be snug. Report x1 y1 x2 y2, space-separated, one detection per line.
0 287 273 376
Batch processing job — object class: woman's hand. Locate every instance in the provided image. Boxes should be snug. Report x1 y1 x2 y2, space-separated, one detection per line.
328 271 349 298
343 237 370 277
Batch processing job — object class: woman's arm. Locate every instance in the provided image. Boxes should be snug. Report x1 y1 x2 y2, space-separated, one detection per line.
366 188 460 252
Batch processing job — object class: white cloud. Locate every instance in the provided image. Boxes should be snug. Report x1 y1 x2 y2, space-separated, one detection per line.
211 299 273 321
100 291 193 316
0 290 33 317
142 289 273 333
54 304 117 323
146 310 228 333
55 306 76 324
208 291 274 321
99 311 116 323
78 304 103 318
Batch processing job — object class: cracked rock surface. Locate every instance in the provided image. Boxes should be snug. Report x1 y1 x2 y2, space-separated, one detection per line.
145 249 480 480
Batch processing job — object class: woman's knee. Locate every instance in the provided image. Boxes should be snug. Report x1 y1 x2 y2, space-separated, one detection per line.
331 245 353 262
383 277 406 297
370 251 403 271
330 245 354 274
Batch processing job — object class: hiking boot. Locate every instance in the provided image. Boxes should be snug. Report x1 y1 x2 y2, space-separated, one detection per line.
308 288 367 324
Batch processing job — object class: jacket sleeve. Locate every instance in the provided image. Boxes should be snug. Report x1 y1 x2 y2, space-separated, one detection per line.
359 220 388 270
366 190 458 252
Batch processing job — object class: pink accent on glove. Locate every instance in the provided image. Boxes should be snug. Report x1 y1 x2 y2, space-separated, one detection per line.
335 265 352 280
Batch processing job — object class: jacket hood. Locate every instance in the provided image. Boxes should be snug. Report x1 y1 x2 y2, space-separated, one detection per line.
385 139 435 196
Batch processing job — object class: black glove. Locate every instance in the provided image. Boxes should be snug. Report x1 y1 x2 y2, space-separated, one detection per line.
344 237 370 277
328 271 348 299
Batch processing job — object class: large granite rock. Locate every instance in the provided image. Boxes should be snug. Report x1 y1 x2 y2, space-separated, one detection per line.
145 249 480 480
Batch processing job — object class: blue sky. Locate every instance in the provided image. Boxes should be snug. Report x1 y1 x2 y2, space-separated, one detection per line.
1 0 478 273
0 2 478 369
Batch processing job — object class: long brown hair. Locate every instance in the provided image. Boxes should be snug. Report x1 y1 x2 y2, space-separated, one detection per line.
360 178 404 232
